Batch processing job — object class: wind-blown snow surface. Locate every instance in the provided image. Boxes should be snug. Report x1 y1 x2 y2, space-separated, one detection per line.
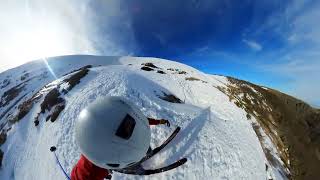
0 56 269 179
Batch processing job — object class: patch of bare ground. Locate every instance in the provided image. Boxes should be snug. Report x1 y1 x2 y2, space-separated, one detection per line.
63 67 90 92
140 63 159 72
9 66 90 126
0 129 7 167
40 88 64 113
219 77 320 180
20 73 29 81
157 91 183 104
49 104 66 122
0 65 91 166
167 68 187 74
0 149 3 168
141 66 154 71
35 66 91 126
156 70 166 74
34 88 65 126
0 83 26 108
0 73 48 110
1 79 10 89
185 77 207 83
141 62 159 69
62 65 92 77
252 122 289 178
140 62 169 74
0 132 6 146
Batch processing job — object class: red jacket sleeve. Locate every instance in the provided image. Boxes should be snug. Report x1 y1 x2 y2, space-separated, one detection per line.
71 155 109 180
148 118 162 125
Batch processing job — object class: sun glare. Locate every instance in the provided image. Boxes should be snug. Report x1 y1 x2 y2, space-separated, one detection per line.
4 25 69 67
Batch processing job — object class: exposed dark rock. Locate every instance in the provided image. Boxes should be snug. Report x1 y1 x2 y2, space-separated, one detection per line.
63 67 90 91
50 103 65 122
10 93 43 124
0 83 25 107
141 63 159 69
45 115 51 122
63 65 92 76
20 73 29 81
35 87 66 124
61 89 68 95
34 120 39 126
185 77 200 81
157 70 166 74
0 123 4 131
0 132 7 167
141 66 154 71
158 92 183 104
166 68 187 74
40 88 64 113
0 149 3 168
178 71 187 75
0 93 28 123
0 132 6 145
1 79 10 89
34 66 89 125
7 66 90 128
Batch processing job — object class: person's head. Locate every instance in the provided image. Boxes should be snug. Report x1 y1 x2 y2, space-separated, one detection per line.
75 96 151 169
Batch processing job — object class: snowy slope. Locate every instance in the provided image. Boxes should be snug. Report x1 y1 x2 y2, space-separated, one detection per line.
0 55 276 179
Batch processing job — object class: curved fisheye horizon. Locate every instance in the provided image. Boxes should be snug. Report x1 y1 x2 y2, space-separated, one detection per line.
1 2 320 179
0 0 319 106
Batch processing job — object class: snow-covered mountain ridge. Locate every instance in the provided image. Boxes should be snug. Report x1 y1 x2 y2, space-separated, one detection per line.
0 55 318 179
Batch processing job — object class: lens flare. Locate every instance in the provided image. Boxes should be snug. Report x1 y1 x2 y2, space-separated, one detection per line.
42 57 58 80
4 25 69 66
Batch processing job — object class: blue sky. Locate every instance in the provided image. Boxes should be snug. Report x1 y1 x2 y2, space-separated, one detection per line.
0 0 319 106
93 0 320 106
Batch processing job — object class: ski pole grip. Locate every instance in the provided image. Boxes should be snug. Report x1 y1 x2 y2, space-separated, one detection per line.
50 146 57 152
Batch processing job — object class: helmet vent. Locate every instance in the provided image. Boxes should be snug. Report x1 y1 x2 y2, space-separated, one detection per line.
115 114 136 140
107 163 120 168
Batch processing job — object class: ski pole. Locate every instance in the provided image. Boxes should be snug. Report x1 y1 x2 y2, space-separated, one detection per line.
50 146 71 180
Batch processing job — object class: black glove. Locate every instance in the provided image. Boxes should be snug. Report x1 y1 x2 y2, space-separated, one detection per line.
50 146 57 152
105 174 112 179
105 170 113 179
161 119 170 127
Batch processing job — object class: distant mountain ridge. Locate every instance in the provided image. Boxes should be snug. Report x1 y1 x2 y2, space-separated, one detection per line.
217 76 320 180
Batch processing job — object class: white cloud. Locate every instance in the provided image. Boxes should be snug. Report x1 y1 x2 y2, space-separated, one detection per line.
250 1 320 106
242 39 263 51
0 0 129 73
259 50 320 106
290 5 320 44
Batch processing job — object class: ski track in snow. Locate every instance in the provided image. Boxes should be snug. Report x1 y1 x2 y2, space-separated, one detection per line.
0 56 269 179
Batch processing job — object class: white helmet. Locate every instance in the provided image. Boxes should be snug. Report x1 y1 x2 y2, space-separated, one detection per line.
75 96 151 169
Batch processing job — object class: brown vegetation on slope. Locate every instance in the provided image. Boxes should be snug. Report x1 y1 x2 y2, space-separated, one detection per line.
158 91 183 104
185 77 208 83
0 65 92 167
0 79 10 89
0 83 26 107
218 77 320 180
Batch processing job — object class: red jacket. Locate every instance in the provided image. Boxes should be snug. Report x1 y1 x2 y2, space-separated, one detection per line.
71 118 163 180
71 155 109 180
